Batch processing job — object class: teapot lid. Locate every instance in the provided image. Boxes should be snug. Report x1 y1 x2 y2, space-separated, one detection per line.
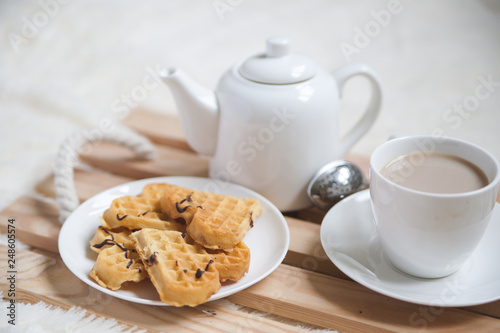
239 37 317 84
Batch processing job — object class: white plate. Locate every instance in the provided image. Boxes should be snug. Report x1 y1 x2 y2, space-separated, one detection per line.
59 176 289 306
320 189 500 307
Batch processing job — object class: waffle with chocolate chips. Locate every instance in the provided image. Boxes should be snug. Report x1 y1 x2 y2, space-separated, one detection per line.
207 241 251 282
89 223 136 253
131 228 222 307
102 184 186 232
89 225 148 290
160 185 262 250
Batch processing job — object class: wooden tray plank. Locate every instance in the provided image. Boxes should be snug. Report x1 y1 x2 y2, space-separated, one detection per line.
0 197 60 253
36 169 133 200
229 264 500 332
6 287 311 333
0 245 319 333
284 216 349 279
284 206 326 224
10 289 158 332
80 142 208 179
123 109 192 151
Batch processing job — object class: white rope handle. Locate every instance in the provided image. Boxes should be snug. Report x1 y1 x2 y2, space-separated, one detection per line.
54 124 156 224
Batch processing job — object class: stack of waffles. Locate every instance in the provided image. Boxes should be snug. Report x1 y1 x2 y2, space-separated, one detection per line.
88 183 262 307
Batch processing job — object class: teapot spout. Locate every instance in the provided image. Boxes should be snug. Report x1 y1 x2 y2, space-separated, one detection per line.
159 67 219 156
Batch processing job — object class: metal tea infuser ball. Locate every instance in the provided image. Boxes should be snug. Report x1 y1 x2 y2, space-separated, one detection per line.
307 160 368 211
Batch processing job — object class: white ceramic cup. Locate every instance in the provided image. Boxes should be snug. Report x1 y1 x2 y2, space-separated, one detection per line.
370 136 500 278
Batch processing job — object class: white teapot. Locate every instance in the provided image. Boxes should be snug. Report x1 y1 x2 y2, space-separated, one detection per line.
160 37 382 211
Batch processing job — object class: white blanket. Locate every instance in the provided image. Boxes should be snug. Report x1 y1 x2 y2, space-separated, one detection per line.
0 292 147 333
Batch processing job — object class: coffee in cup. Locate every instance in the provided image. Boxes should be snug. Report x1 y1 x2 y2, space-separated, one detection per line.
370 136 500 278
380 152 489 194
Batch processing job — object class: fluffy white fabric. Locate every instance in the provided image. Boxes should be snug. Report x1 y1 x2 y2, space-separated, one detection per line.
1 0 499 212
0 292 146 333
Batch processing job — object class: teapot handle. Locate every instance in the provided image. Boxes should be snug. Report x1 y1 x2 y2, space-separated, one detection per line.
332 63 382 157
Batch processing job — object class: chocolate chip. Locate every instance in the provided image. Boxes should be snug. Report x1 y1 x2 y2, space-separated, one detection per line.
115 242 129 253
92 239 115 249
176 202 191 213
180 193 193 204
195 268 204 279
92 239 129 256
145 252 158 266
99 226 112 237
205 259 214 271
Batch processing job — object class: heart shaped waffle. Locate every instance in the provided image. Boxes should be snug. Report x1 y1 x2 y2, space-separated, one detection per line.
131 228 221 306
102 184 185 232
89 226 147 290
160 185 262 250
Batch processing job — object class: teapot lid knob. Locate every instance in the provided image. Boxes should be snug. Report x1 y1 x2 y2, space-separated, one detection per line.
238 36 317 84
266 37 291 57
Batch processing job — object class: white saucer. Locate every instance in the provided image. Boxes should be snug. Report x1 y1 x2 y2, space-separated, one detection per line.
59 176 289 306
320 189 500 307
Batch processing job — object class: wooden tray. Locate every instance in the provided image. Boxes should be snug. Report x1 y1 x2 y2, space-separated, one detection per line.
1 109 499 332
